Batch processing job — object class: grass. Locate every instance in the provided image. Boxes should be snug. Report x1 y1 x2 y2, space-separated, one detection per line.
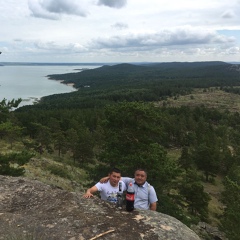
202 175 225 226
157 88 240 112
167 148 182 161
24 155 90 192
0 138 90 192
0 139 25 153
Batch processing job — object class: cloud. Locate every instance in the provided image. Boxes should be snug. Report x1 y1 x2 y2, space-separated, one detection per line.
221 10 235 19
28 0 59 20
34 41 88 53
28 0 88 20
111 22 128 30
13 39 24 43
91 27 236 51
226 46 240 54
97 0 127 9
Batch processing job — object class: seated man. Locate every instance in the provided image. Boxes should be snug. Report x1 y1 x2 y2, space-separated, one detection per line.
83 167 126 203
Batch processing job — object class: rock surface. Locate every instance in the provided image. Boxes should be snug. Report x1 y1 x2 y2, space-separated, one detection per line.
192 222 228 240
0 175 201 240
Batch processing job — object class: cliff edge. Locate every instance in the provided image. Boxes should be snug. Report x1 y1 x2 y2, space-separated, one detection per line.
0 175 200 240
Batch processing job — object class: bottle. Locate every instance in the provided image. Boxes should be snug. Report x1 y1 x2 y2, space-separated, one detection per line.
126 182 135 212
116 182 123 208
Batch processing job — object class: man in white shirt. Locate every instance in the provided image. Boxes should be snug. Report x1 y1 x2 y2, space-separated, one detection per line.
83 168 126 203
121 169 158 211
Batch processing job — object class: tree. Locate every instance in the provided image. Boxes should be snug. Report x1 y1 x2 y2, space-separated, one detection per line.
218 146 235 174
178 146 194 170
74 127 95 166
0 98 23 148
98 102 179 192
65 128 79 162
0 151 33 176
53 130 67 157
192 143 219 181
0 98 32 176
179 170 211 221
31 123 52 154
0 121 23 149
0 98 22 114
221 176 240 240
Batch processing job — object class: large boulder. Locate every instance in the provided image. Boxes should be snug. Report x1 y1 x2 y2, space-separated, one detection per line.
0 175 200 240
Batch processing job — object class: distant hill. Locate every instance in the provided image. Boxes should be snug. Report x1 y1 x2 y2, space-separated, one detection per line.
47 61 239 89
17 61 240 111
142 61 228 68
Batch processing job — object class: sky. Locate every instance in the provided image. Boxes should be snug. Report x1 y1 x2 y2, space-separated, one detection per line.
0 0 240 63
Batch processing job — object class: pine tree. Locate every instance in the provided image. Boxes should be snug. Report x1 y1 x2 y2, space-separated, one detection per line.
179 170 210 221
221 175 240 240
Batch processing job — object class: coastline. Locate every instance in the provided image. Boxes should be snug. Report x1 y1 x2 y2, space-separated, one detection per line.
17 79 78 108
1 64 93 108
54 79 76 88
66 83 75 87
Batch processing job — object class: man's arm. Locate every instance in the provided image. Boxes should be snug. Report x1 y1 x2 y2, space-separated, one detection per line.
83 186 98 198
99 176 109 183
149 186 158 211
100 176 132 188
149 202 157 211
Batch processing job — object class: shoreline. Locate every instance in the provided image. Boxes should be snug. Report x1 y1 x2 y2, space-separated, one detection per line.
2 65 86 109
18 80 78 108
52 79 77 88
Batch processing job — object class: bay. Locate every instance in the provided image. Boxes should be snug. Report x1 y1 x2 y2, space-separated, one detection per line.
0 64 102 107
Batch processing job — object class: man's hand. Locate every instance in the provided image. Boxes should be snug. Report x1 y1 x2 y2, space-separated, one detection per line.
99 176 109 183
83 186 98 198
83 192 94 198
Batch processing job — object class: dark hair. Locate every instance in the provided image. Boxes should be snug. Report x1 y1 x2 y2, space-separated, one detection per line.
109 167 121 175
134 168 147 176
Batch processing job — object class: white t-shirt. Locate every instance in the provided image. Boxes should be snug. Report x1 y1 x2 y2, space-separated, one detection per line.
95 180 126 203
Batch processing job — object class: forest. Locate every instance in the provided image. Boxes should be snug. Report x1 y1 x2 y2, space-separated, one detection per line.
1 61 240 240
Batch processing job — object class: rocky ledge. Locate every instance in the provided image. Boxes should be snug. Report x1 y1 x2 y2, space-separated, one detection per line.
0 175 200 240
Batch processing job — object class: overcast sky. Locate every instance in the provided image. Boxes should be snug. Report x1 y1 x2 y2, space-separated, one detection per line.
0 0 240 63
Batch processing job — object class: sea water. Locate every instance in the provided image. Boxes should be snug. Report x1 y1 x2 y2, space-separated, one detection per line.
0 64 101 107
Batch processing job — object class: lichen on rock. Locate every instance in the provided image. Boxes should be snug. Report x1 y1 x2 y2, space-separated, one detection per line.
0 175 201 240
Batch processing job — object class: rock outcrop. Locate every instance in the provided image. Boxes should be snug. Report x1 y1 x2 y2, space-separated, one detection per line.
192 222 228 240
0 175 200 240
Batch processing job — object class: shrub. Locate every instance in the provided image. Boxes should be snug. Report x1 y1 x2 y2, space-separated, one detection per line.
46 164 71 179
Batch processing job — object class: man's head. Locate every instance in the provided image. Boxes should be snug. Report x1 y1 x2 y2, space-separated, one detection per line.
134 169 147 186
108 167 121 187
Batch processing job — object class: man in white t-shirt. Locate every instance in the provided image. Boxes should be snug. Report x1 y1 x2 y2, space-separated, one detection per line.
83 168 126 203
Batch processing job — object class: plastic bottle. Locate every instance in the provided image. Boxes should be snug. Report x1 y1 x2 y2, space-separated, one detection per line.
116 182 123 208
126 182 135 212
